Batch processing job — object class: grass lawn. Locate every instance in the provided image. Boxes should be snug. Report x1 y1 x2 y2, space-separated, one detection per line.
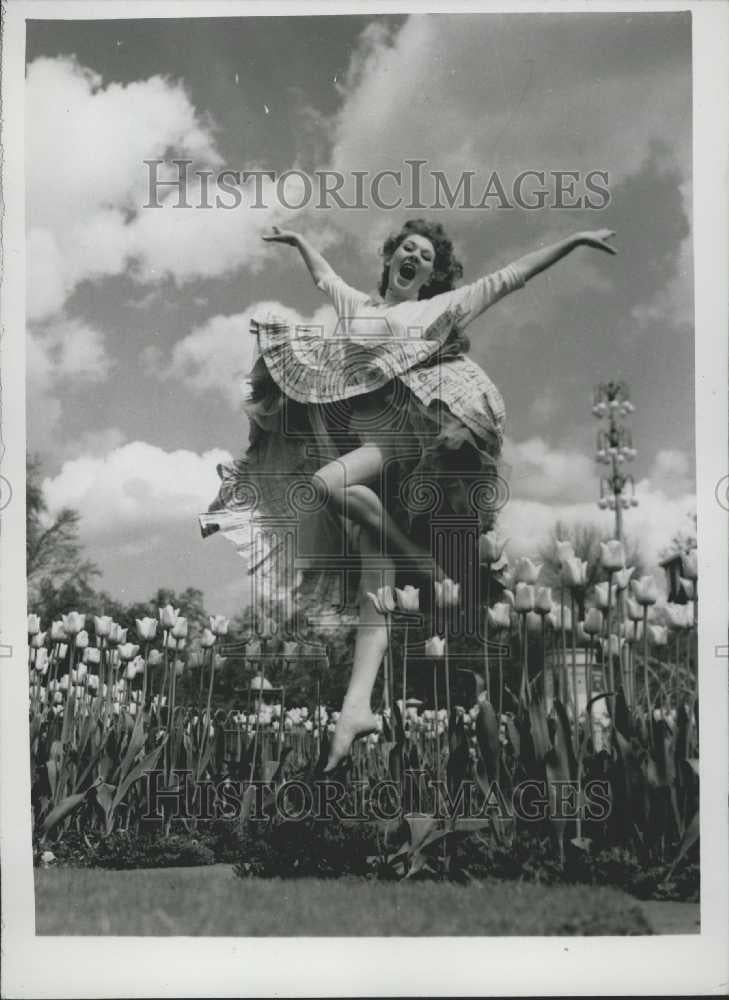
35 865 653 936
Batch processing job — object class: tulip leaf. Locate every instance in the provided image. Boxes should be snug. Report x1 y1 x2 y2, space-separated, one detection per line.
527 696 551 763
475 701 500 785
42 790 89 836
110 742 165 821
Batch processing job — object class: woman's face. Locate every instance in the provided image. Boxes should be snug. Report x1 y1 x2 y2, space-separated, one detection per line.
387 233 436 300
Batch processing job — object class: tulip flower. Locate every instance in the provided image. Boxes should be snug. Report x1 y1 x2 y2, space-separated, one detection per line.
83 647 101 666
256 615 278 639
159 604 180 629
62 612 86 635
367 585 397 615
549 603 572 632
93 615 113 638
135 617 158 641
648 625 669 647
514 582 535 613
679 577 694 601
73 664 88 682
575 622 591 645
200 628 216 648
119 642 140 662
57 642 68 660
561 557 588 589
479 530 509 565
534 586 553 615
87 674 99 692
663 603 687 630
174 659 185 678
593 582 612 611
622 620 643 643
683 602 695 629
501 588 515 608
165 631 181 650
681 550 698 581
632 575 658 606
600 539 626 571
209 615 230 636
555 539 576 566
107 623 127 646
434 578 460 607
171 617 189 640
424 635 446 657
50 620 66 642
148 649 162 667
614 566 635 591
30 631 47 649
583 608 604 636
75 630 89 650
626 597 644 622
394 585 420 612
601 634 624 658
487 602 512 630
245 639 262 658
34 648 50 673
27 614 41 636
513 557 542 585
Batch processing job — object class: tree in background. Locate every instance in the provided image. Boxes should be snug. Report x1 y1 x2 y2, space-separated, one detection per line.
26 453 103 620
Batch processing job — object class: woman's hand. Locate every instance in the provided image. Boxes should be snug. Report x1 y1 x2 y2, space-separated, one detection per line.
576 229 618 254
261 226 300 246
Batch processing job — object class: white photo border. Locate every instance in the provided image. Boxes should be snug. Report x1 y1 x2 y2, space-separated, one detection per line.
1 1 727 996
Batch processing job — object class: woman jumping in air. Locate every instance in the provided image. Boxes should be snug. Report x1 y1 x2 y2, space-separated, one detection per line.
201 220 616 770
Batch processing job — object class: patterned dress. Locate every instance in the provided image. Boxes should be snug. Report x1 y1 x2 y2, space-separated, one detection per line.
199 263 526 617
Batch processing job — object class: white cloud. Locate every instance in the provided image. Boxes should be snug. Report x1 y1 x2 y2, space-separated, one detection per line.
326 16 690 238
42 441 233 541
499 437 695 574
28 317 112 388
503 435 597 503
26 56 292 322
26 317 114 450
162 301 336 406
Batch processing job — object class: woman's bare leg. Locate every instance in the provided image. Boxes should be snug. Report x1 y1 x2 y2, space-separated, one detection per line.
325 530 393 771
315 444 445 579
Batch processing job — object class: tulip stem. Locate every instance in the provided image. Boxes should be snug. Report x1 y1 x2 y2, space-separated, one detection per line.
484 569 491 699
642 607 652 750
432 661 440 807
520 613 528 707
560 588 568 704
402 622 408 735
444 628 451 721
200 646 217 778
606 570 615 702
570 593 578 751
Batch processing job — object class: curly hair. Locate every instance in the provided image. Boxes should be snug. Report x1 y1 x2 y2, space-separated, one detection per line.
378 219 464 300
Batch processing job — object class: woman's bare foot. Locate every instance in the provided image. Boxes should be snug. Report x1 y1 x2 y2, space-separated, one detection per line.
324 704 379 772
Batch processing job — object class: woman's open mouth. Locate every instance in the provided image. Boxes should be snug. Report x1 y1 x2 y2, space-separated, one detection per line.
398 259 418 281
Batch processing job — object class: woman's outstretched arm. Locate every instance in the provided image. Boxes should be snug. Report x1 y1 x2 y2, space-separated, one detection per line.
511 228 617 282
261 226 336 286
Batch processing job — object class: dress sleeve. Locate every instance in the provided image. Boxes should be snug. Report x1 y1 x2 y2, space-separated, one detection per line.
315 270 371 323
444 262 527 329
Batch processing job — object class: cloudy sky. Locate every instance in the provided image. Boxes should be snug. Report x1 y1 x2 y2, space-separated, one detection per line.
26 12 695 616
